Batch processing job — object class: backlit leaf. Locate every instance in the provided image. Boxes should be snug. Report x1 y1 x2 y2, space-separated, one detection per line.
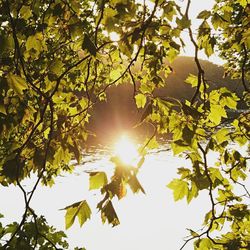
89 172 108 190
208 104 227 125
128 175 145 194
135 93 146 108
101 201 120 227
167 179 189 201
64 200 91 229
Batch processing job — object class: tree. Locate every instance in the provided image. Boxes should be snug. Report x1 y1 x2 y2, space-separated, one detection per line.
0 0 249 249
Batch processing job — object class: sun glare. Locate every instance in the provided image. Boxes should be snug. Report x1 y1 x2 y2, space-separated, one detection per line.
114 135 139 165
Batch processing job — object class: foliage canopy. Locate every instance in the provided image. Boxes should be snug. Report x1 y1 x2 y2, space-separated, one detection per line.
0 0 249 249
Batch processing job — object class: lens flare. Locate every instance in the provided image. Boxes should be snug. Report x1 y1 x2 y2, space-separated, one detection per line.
114 135 139 165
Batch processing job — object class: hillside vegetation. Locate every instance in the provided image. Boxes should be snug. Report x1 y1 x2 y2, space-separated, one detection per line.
89 56 243 143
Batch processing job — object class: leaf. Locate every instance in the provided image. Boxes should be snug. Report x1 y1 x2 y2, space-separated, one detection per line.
64 202 80 229
237 0 248 7
0 104 7 115
50 59 64 76
187 228 199 237
53 147 65 167
146 136 159 149
197 10 211 19
135 93 146 108
176 16 191 29
167 179 189 201
185 74 198 88
101 200 120 227
198 238 214 250
25 33 46 57
110 68 122 81
187 182 198 203
128 175 145 194
131 27 141 43
89 172 108 190
77 201 92 227
171 140 188 155
182 126 194 144
214 128 230 144
20 5 32 19
225 96 238 109
82 34 97 56
64 200 91 229
7 73 28 97
208 104 227 125
170 41 180 51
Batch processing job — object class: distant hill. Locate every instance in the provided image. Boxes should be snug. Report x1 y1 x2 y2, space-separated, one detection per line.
87 56 244 144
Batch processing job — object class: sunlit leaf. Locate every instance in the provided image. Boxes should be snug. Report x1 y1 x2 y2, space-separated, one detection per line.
89 172 108 190
128 175 145 194
167 179 189 201
135 93 147 108
64 200 91 229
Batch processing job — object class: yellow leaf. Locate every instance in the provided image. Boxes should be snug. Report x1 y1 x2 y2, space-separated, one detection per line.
135 93 146 108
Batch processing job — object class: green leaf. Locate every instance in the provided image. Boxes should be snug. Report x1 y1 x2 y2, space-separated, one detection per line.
7 73 28 97
20 5 32 19
237 0 248 7
214 128 230 144
187 182 198 203
198 238 214 250
77 201 92 227
208 104 227 125
50 59 64 76
176 16 191 29
225 96 238 109
65 202 80 230
25 33 46 57
167 179 189 201
185 74 198 88
135 93 147 108
64 200 91 229
171 140 188 155
197 10 211 19
89 172 108 190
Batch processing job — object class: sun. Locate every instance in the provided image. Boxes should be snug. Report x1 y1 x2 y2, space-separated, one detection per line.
113 135 139 165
